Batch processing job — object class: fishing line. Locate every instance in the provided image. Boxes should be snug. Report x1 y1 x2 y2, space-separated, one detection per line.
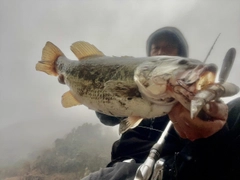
203 33 221 64
137 125 179 140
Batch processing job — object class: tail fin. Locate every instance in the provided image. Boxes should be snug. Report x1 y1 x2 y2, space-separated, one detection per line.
36 41 64 76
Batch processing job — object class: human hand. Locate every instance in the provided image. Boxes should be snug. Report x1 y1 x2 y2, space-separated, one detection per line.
168 101 228 141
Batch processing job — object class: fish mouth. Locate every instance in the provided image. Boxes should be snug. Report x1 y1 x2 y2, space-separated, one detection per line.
195 64 217 90
178 64 217 92
195 71 216 90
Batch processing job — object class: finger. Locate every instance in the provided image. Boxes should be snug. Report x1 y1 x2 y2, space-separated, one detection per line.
203 101 228 120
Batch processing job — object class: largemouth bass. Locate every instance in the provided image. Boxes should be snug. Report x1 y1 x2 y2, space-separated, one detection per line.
36 41 238 133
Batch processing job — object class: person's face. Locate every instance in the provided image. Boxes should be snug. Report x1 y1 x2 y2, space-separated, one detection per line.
150 40 179 56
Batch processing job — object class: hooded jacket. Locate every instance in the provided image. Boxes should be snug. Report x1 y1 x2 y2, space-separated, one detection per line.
146 26 189 57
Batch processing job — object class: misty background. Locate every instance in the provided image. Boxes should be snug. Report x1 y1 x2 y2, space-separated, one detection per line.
0 0 239 167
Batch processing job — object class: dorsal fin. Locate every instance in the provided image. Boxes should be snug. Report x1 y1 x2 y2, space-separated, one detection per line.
70 41 105 60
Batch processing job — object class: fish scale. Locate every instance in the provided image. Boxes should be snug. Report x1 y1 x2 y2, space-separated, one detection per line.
62 57 173 118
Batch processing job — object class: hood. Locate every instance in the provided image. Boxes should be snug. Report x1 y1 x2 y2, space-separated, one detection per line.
146 27 189 57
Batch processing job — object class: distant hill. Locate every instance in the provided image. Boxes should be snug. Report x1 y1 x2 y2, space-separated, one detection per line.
0 119 84 167
0 123 118 180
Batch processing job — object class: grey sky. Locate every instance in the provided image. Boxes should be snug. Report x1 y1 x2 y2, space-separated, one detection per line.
0 0 240 163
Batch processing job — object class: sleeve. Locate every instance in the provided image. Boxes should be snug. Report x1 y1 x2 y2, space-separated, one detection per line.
226 97 240 130
95 111 125 126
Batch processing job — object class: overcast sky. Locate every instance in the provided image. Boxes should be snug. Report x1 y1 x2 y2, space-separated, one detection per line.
0 0 240 130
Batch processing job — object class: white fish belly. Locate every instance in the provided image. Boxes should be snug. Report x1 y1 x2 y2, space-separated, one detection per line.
76 94 175 118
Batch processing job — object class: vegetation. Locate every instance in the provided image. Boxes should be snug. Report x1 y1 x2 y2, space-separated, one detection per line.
1 123 118 180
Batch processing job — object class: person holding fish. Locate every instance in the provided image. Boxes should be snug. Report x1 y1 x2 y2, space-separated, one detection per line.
35 25 240 179
82 27 240 180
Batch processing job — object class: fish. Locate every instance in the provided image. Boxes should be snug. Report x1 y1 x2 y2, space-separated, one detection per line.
36 41 238 133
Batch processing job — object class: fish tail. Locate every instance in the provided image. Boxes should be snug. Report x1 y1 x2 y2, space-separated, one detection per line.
35 41 64 76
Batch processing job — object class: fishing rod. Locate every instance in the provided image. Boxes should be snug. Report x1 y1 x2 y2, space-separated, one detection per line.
134 121 172 180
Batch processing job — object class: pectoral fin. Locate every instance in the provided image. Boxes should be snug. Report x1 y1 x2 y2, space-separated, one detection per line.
61 91 81 108
70 41 105 60
119 116 143 134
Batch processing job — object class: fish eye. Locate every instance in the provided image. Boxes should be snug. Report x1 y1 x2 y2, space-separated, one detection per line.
178 59 188 65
